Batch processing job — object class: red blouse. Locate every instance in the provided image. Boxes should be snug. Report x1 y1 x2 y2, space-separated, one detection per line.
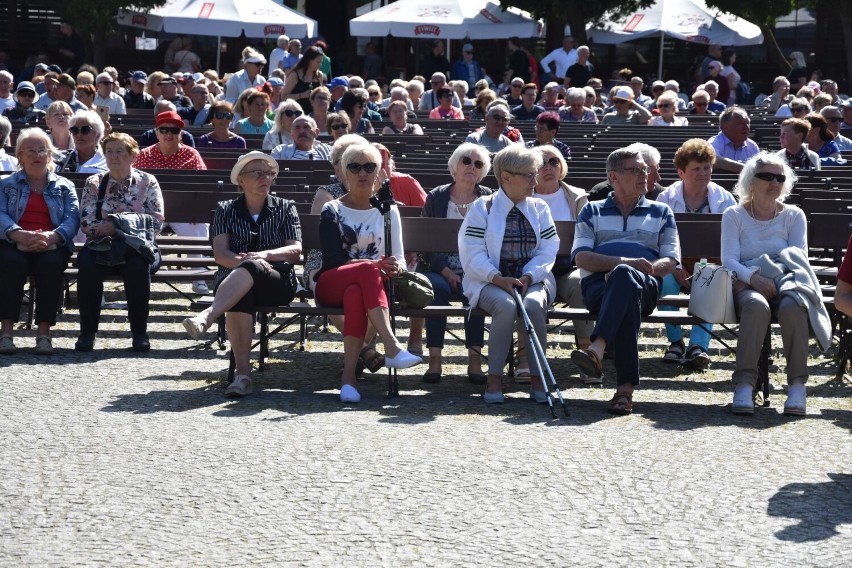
18 191 53 232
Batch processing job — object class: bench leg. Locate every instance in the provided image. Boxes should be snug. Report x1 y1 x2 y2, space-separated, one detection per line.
387 368 399 398
227 350 235 382
258 312 268 372
756 326 772 407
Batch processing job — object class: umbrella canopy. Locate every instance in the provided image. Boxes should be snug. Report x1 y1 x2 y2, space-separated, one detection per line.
350 0 541 39
587 0 762 46
117 0 317 39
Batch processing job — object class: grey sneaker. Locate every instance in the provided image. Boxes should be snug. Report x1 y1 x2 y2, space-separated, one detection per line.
182 316 209 340
0 335 16 355
224 375 253 398
34 336 54 355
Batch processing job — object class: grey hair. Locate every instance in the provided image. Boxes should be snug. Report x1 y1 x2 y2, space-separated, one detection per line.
734 152 797 204
719 105 749 127
485 99 513 120
272 99 303 132
292 115 317 130
0 115 11 146
492 144 543 181
407 79 424 95
566 87 586 103
447 142 492 183
624 143 660 167
339 143 382 174
347 75 364 89
606 148 642 174
789 51 806 68
15 127 57 172
703 80 719 91
534 144 568 180
692 89 710 103
453 80 469 95
154 100 176 116
389 86 408 101
277 34 290 48
772 76 790 91
330 134 369 166
69 109 105 140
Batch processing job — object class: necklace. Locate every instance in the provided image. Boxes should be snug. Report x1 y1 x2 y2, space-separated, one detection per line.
750 201 779 222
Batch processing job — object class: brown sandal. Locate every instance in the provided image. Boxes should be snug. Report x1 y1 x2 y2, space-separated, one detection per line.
570 348 603 379
359 345 385 373
607 393 633 416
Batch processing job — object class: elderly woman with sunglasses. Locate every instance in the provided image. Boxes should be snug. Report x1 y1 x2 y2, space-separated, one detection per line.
56 110 107 174
315 144 422 403
722 153 829 416
0 128 79 355
182 152 301 398
460 145 559 404
326 112 352 142
418 143 493 384
382 100 423 135
262 99 302 150
197 101 246 149
648 91 688 126
558 87 598 124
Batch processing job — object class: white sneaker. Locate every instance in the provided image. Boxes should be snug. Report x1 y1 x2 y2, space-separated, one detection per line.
182 316 209 340
385 349 422 369
580 372 603 385
732 385 754 415
224 375 252 397
192 281 210 295
340 384 361 403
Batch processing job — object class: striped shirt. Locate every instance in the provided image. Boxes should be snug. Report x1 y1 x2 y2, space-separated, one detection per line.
571 194 680 279
212 194 302 285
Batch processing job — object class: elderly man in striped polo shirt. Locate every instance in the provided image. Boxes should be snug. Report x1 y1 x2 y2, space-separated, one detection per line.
569 147 681 416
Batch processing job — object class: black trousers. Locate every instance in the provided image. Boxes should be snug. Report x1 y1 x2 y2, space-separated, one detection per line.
0 241 70 325
76 245 151 334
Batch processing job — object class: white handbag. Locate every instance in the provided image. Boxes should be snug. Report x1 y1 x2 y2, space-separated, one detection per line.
688 263 737 324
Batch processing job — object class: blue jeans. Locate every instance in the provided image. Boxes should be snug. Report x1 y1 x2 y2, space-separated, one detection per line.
659 273 711 351
423 271 484 349
582 265 661 386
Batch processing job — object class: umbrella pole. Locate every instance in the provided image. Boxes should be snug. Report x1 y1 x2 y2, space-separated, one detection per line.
657 31 664 80
216 36 221 76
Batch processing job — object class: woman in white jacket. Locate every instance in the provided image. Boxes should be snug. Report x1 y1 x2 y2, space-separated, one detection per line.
656 139 736 369
459 145 559 404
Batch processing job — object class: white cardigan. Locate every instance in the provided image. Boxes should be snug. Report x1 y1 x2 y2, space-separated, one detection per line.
459 188 559 309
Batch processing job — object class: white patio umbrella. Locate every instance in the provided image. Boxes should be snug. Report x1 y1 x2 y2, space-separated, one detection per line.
350 0 541 39
586 0 763 78
118 0 317 71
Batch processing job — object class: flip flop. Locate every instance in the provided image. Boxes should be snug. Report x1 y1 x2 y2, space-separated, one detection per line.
570 348 603 379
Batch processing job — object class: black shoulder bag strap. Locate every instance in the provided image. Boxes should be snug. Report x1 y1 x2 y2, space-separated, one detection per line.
95 173 110 221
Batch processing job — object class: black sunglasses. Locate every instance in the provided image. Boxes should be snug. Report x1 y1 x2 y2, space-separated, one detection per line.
826 117 842 122
347 162 378 174
461 156 484 169
330 123 348 131
157 126 181 135
754 172 786 183
791 106 806 112
213 111 234 120
543 157 561 168
17 91 35 98
70 125 93 135
284 109 303 118
657 103 672 109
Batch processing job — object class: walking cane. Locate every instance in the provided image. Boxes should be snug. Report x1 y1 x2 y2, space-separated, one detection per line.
512 287 569 418
370 179 399 398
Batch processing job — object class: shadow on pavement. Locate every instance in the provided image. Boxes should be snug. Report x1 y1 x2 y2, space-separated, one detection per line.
768 473 852 542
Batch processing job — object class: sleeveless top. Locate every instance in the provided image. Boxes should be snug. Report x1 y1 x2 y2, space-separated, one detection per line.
291 71 320 114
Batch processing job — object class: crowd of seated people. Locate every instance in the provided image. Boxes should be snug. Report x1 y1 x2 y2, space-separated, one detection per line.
1 39 849 418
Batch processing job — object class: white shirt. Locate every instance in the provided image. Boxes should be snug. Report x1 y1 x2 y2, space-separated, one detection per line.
540 48 578 79
0 148 18 171
94 92 127 115
0 95 14 111
269 47 287 74
225 69 266 103
535 190 573 221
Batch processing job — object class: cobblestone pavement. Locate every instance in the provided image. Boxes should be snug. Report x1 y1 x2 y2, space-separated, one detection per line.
1 284 851 566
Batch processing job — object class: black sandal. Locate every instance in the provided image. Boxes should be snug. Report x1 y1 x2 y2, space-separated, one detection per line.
359 345 385 373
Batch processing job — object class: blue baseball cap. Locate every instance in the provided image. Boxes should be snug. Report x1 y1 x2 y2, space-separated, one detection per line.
328 76 348 89
131 70 148 84
267 77 285 87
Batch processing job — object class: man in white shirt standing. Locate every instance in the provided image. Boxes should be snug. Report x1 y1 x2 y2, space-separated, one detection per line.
0 71 15 112
93 72 126 115
540 36 578 83
268 35 289 73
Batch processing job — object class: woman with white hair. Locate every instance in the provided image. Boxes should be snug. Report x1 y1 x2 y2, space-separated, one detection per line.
56 110 106 173
648 90 689 126
722 153 827 416
0 116 17 170
406 79 424 110
419 143 493 384
459 145 558 403
557 87 598 123
262 99 302 149
224 47 267 103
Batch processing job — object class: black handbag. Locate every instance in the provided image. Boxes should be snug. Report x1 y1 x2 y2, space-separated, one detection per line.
269 261 298 305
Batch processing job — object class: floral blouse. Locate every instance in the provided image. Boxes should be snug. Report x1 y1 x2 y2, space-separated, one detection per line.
79 168 165 236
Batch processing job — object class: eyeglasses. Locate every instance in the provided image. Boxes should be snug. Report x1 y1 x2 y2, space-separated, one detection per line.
284 109 303 118
693 102 708 107
657 103 672 109
240 170 277 180
791 106 806 113
213 111 234 120
489 115 509 122
621 166 649 176
511 84 523 89
826 116 842 122
346 162 378 174
98 81 114 86
652 87 664 92
24 148 50 157
542 157 561 168
157 126 181 135
461 156 484 169
507 171 538 182
70 125 93 135
754 172 786 183
330 123 348 131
